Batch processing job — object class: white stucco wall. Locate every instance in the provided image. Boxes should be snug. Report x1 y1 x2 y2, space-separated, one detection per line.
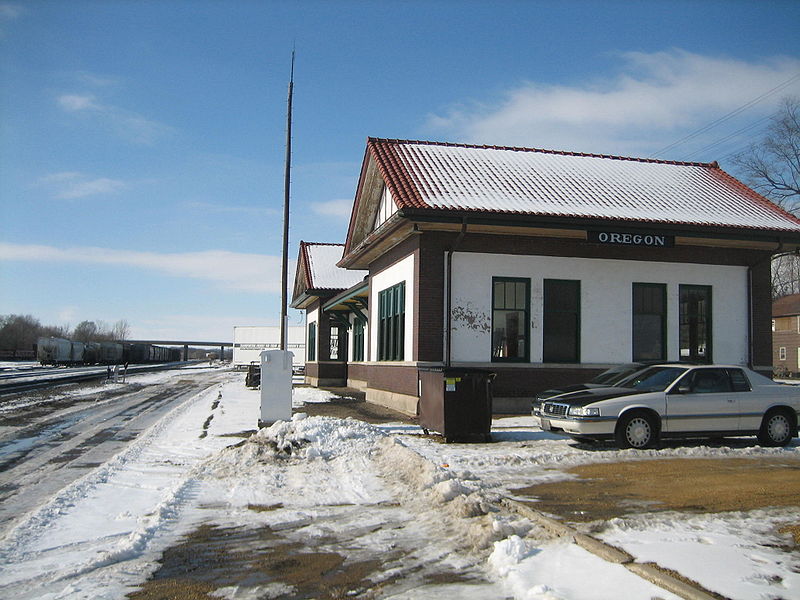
370 253 415 362
449 252 749 365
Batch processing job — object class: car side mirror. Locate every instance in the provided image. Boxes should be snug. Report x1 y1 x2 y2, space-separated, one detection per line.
671 385 691 395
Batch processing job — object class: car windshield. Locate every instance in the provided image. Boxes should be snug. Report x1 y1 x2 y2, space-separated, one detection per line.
619 366 688 392
590 363 644 385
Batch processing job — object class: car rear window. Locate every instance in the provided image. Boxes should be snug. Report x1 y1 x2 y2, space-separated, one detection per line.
727 369 751 392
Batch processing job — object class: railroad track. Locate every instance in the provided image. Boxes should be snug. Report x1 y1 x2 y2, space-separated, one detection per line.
0 363 192 395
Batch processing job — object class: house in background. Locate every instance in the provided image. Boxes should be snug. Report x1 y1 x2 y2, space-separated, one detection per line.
293 138 800 414
773 293 800 377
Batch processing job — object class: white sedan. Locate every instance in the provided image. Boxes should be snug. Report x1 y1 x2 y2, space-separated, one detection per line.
535 364 800 449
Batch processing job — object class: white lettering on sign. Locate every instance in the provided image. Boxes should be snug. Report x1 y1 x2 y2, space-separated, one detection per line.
595 231 668 247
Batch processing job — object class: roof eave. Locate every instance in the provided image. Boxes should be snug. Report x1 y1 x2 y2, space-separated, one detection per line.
397 207 800 246
322 280 370 312
289 288 345 310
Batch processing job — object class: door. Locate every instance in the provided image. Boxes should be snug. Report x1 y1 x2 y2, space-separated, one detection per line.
665 368 739 433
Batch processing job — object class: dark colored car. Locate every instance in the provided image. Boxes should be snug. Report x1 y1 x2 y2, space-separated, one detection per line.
532 362 652 417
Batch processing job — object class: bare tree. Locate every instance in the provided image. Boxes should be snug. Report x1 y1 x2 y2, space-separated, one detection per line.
112 319 130 341
733 96 800 213
733 96 800 297
0 314 41 352
72 320 99 343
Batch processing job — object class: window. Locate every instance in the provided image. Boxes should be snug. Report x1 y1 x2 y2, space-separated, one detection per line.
679 285 712 363
727 368 751 392
378 282 405 361
632 283 666 361
678 368 731 393
779 346 787 361
307 322 317 362
353 319 365 362
492 278 529 361
329 326 339 360
543 279 580 363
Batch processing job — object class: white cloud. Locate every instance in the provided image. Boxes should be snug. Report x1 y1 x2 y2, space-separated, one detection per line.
56 92 173 145
58 94 101 112
36 171 127 199
0 2 22 20
311 198 353 219
426 49 800 159
0 242 291 294
0 2 22 38
73 71 120 88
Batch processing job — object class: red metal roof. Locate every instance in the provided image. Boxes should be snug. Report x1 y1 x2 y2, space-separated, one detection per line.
300 241 366 290
366 138 800 233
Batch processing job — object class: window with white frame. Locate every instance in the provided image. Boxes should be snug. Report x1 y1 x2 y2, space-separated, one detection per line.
329 326 339 360
492 277 530 362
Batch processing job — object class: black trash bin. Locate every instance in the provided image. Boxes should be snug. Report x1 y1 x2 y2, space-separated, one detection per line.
418 368 495 442
245 361 261 388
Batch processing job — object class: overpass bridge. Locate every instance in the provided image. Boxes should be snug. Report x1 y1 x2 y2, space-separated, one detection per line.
127 340 232 362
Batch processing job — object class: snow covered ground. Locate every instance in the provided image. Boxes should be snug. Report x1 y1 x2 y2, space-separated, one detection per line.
0 370 798 599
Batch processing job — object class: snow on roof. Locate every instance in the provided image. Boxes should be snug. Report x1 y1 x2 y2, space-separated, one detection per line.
304 242 366 290
368 138 800 233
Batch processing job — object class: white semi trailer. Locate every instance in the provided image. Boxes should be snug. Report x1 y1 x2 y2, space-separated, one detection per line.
232 326 305 370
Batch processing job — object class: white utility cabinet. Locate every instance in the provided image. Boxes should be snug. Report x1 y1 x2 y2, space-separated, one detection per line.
259 349 293 426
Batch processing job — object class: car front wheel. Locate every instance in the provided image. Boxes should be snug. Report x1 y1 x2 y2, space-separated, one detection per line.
615 411 659 449
757 410 795 447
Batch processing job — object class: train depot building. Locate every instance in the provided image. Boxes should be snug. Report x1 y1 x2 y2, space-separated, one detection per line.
292 138 800 415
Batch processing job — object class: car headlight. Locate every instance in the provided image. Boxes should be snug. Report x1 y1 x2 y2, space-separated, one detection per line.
568 406 600 417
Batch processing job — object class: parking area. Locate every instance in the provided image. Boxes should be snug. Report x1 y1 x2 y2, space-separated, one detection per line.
302 390 800 535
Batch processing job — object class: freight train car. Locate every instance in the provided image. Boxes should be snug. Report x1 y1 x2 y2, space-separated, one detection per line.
98 342 124 364
37 337 180 366
37 337 74 365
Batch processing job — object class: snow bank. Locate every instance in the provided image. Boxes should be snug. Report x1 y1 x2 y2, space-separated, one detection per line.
291 386 349 407
598 509 800 600
199 415 393 508
487 538 680 600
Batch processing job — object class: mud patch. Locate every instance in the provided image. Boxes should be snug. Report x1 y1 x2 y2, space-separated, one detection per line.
779 523 800 544
247 503 284 512
217 429 257 438
127 523 386 600
513 457 800 522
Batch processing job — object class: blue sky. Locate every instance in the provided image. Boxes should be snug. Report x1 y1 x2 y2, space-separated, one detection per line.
2 0 800 341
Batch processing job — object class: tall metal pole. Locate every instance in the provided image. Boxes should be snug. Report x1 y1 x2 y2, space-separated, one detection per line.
280 50 294 352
